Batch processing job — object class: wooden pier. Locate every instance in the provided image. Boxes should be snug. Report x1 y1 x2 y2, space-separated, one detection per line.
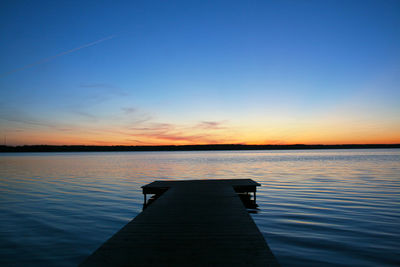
80 179 279 266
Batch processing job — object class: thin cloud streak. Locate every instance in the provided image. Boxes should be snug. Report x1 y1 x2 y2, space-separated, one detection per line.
0 35 116 78
124 120 236 145
79 83 119 89
122 107 137 114
196 121 227 130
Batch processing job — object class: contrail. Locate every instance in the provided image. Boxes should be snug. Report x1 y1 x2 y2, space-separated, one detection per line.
0 35 115 78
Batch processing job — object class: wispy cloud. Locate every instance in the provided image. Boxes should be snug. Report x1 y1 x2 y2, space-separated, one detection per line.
0 35 116 78
129 123 174 132
123 120 236 145
79 82 127 96
73 110 98 122
133 132 208 143
195 121 227 130
122 107 137 114
79 83 118 89
1 104 237 145
0 108 53 128
0 108 75 132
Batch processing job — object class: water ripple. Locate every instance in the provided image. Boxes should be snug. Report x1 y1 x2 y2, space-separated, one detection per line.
0 149 399 266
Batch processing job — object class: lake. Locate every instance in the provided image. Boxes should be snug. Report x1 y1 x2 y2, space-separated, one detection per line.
0 149 399 266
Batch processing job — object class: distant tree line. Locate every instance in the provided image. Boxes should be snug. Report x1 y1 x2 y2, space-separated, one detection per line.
0 144 399 152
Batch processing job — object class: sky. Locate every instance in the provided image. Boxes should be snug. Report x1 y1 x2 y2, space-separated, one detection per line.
0 0 399 146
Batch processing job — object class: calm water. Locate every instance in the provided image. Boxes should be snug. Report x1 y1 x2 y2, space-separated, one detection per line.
0 149 399 266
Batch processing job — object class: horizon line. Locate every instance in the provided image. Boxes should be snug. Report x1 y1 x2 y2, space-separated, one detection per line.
1 143 399 153
1 143 400 147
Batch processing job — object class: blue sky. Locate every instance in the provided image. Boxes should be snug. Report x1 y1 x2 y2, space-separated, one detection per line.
1 0 399 145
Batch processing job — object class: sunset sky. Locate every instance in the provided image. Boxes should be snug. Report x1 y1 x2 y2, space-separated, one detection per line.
1 0 399 146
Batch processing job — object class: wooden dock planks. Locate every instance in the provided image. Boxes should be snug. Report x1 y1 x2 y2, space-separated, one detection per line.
80 179 279 266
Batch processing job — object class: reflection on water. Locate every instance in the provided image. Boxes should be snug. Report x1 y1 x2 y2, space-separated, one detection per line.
0 149 399 266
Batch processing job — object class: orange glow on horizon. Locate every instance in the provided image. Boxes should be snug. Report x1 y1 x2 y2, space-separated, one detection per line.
3 115 400 146
5 129 400 146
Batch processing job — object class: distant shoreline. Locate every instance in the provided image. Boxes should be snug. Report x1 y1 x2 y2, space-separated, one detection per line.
0 144 399 152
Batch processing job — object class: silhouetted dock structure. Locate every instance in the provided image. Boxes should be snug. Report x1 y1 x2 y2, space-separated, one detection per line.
80 179 279 266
